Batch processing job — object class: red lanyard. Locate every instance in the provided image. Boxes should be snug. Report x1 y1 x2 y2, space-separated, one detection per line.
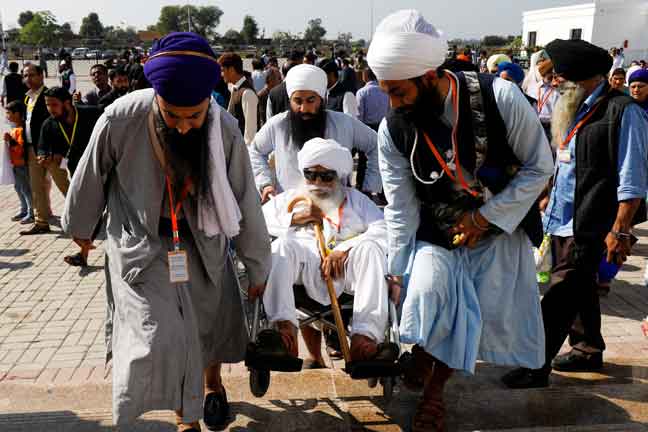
422 76 479 198
537 86 554 113
165 176 192 250
559 102 603 150
323 197 347 233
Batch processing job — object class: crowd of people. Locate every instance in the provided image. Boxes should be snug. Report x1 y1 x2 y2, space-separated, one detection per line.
2 9 648 431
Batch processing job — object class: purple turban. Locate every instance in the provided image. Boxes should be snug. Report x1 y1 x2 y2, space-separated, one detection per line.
497 62 525 85
144 32 221 106
629 68 648 85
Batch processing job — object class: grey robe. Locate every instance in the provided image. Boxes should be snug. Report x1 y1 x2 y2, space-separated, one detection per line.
62 89 271 424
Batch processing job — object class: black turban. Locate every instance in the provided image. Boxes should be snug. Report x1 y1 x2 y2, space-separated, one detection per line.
545 39 612 82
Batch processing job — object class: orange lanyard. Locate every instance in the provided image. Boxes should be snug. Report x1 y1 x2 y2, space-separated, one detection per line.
323 197 347 233
422 76 479 198
165 176 192 250
537 86 554 113
559 102 603 150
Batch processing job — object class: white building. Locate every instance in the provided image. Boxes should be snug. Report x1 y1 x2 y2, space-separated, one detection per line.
522 0 648 62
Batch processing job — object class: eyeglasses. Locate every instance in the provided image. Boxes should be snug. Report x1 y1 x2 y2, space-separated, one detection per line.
303 169 337 183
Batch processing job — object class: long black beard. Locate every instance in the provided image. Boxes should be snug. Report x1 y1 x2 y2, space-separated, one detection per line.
288 107 327 150
394 78 446 129
155 109 212 205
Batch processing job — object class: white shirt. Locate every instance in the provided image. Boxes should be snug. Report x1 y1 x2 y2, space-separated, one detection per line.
327 82 359 119
25 85 45 144
251 70 267 93
229 76 258 146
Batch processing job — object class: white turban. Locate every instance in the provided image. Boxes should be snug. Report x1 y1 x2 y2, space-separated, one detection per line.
285 64 328 99
367 9 447 81
298 138 354 178
487 54 512 73
626 65 642 85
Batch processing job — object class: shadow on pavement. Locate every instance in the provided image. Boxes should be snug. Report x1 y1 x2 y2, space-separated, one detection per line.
0 411 176 432
79 265 104 277
229 399 355 431
0 248 29 257
0 261 33 271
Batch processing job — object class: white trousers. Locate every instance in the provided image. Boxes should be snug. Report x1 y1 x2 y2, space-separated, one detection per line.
263 236 389 343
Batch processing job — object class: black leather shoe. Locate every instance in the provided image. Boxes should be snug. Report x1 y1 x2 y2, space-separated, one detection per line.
203 388 231 431
19 224 51 235
552 349 603 372
501 367 550 389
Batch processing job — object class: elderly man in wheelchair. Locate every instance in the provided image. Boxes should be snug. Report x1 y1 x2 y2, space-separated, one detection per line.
255 137 397 371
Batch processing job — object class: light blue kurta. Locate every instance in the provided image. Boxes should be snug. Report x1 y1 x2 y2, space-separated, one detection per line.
378 77 554 373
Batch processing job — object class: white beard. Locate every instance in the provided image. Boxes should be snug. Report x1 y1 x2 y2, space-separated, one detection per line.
551 82 587 148
300 182 346 215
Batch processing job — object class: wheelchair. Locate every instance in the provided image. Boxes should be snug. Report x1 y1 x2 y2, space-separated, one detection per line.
233 253 402 400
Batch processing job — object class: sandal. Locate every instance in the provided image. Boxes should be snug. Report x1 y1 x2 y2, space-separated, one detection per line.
64 253 87 267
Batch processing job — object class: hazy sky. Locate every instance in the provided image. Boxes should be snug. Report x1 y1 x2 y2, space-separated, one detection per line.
1 0 581 40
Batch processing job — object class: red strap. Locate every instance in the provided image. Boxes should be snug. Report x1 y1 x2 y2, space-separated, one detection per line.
323 197 347 233
559 102 603 150
422 76 479 198
165 176 192 250
537 86 554 113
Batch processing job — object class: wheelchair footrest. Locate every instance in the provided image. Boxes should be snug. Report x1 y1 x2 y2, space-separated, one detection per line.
245 342 303 373
345 360 401 379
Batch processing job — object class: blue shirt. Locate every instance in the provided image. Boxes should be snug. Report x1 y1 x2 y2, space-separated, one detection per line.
543 82 648 237
357 81 390 126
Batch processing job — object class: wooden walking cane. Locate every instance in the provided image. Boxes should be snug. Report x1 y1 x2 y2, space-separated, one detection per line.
287 196 352 363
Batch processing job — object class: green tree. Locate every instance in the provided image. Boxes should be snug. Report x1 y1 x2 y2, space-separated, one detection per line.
56 22 75 42
18 11 34 27
79 12 104 39
156 5 223 39
19 11 58 46
241 15 259 44
105 26 139 46
304 18 326 43
223 29 242 43
482 35 508 47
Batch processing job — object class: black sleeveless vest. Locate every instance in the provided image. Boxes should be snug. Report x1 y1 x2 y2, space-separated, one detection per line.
326 82 346 113
573 87 645 252
227 77 256 134
386 72 543 248
5 73 26 104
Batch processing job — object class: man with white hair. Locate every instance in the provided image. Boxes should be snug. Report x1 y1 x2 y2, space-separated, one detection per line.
260 138 390 367
248 64 381 202
367 9 553 431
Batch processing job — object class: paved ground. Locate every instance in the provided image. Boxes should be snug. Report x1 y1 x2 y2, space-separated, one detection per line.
0 75 647 430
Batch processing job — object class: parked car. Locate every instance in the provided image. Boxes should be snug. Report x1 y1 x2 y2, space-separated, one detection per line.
101 49 118 60
71 48 89 59
86 50 101 60
39 48 57 60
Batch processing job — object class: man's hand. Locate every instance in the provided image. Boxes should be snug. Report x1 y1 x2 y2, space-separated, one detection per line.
291 202 324 227
248 283 265 302
385 275 403 306
604 232 632 265
321 250 348 280
539 196 550 212
260 185 276 204
450 210 489 248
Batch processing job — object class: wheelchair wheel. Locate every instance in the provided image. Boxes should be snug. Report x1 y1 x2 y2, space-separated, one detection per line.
249 368 271 398
381 376 394 402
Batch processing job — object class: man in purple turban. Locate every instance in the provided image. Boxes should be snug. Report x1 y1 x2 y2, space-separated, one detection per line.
62 32 271 432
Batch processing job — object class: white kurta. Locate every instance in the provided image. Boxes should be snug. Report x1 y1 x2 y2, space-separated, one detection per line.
262 187 390 342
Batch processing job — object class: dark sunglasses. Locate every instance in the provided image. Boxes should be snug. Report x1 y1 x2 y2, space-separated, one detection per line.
303 169 337 183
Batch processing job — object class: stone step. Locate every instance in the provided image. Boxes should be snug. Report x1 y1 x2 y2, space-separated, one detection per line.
0 358 646 431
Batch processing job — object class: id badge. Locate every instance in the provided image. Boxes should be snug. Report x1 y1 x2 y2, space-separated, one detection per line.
168 250 190 283
558 149 571 164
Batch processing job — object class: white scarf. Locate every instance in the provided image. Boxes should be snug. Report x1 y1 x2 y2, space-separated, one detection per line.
198 99 242 238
